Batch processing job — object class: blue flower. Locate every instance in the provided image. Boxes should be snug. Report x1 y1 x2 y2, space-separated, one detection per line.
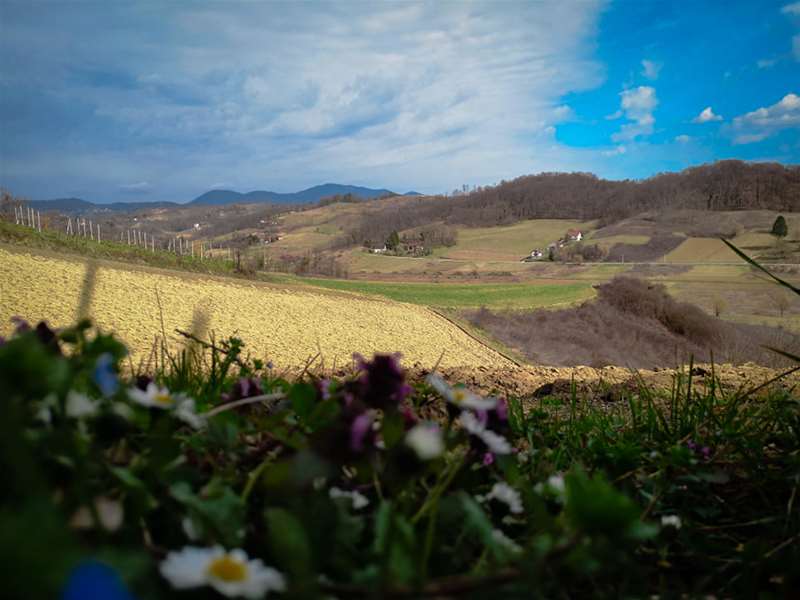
93 353 119 397
62 560 135 600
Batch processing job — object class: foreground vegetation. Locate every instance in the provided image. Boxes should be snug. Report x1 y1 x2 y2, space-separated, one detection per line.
2 316 798 599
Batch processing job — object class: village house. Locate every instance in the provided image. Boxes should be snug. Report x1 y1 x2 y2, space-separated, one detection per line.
565 229 583 242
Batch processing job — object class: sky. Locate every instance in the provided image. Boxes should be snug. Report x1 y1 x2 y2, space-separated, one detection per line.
0 0 798 203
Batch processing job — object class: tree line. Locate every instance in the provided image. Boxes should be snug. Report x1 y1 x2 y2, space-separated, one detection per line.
334 161 799 249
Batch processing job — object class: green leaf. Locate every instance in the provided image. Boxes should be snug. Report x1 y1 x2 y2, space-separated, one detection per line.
381 408 405 449
564 467 653 541
288 382 317 422
307 398 341 431
264 508 313 580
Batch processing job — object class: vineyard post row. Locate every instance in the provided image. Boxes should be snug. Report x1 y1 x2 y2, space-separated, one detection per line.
10 203 238 264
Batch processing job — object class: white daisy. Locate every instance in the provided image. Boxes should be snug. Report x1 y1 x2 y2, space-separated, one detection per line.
491 528 523 554
546 474 565 494
174 398 206 430
160 546 286 598
405 422 445 460
483 482 524 514
329 487 370 510
426 373 497 410
661 515 682 529
458 411 512 455
128 383 204 429
128 382 186 409
65 390 99 418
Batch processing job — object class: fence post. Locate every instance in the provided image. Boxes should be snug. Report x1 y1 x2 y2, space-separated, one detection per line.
97 224 100 242
37 211 41 232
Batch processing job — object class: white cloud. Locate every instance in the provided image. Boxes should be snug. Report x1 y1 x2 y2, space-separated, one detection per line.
611 86 657 141
118 181 152 194
692 106 723 123
782 2 800 16
601 145 626 156
730 92 800 144
675 134 691 143
641 59 662 80
757 58 778 68
0 1 609 198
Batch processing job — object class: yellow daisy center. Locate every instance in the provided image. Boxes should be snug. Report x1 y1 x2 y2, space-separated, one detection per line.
207 555 248 582
452 390 466 403
154 393 173 406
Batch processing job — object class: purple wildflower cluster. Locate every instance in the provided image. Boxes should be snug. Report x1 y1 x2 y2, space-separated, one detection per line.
315 353 415 462
686 439 712 461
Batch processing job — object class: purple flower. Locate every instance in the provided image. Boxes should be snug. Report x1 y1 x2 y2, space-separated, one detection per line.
221 377 263 403
354 353 412 410
401 404 418 429
482 452 495 466
349 413 374 453
10 316 30 335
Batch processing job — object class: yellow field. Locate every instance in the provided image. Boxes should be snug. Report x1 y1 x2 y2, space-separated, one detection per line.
0 248 512 369
432 219 594 261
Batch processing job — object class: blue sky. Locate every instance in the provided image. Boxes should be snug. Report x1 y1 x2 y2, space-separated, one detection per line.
0 0 798 203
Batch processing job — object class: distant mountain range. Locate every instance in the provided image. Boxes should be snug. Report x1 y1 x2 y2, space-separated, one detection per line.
30 184 421 213
190 183 420 205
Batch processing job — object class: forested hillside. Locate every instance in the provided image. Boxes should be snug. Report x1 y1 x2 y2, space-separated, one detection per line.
340 161 799 248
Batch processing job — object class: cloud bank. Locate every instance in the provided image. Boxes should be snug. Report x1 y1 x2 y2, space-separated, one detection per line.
0 1 606 201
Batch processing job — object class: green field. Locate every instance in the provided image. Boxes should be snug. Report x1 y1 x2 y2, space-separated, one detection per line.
298 277 596 309
432 219 594 261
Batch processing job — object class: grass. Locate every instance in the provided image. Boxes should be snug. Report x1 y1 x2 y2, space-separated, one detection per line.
297 277 596 309
0 220 237 277
432 219 594 261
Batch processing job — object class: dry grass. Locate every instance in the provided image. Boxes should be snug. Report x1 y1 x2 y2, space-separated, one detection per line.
431 219 594 261
0 247 513 369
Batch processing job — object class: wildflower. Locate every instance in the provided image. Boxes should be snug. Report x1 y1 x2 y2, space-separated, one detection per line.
458 411 512 455
482 452 495 466
491 529 523 554
329 486 370 510
182 517 201 542
10 315 31 335
354 353 412 410
175 398 206 430
160 546 286 598
481 482 524 514
65 390 99 419
93 353 119 397
405 422 445 460
349 412 374 452
221 377 263 404
546 474 565 494
62 561 135 600
426 373 497 410
534 474 566 501
129 382 184 408
128 383 205 429
661 515 682 529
